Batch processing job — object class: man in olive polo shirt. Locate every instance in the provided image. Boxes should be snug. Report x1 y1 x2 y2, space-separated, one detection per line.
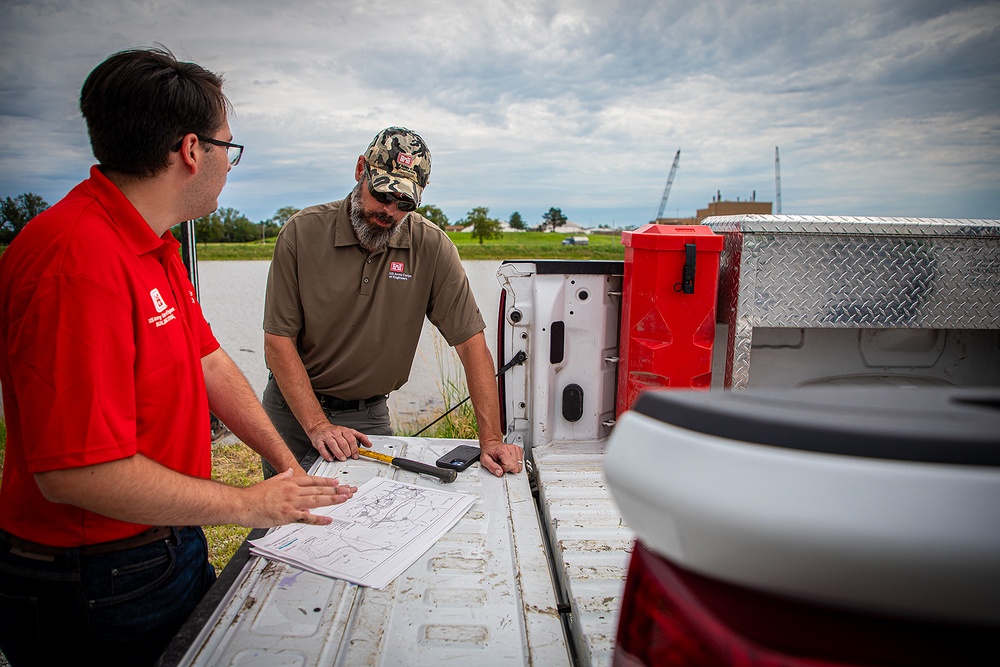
262 127 524 478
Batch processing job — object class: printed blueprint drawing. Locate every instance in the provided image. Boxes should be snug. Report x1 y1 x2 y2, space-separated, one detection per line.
249 476 476 588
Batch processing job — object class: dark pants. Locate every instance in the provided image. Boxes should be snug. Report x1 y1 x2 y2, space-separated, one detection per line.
261 376 393 478
0 526 216 667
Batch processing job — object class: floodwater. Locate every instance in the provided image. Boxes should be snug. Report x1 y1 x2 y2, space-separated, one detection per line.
196 260 503 430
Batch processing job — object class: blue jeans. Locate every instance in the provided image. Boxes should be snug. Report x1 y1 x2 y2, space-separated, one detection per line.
0 526 216 667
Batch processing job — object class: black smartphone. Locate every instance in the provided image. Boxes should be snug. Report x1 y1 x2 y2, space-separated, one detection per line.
436 445 481 471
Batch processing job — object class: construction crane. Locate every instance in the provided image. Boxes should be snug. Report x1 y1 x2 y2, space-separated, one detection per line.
655 149 681 220
774 146 782 214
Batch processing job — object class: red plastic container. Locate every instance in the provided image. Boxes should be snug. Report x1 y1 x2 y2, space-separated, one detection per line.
616 224 723 416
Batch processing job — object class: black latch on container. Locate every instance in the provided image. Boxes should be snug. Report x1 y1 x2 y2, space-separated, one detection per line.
676 243 696 294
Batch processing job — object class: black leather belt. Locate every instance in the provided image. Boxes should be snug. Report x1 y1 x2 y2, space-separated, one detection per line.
315 393 387 412
0 526 179 560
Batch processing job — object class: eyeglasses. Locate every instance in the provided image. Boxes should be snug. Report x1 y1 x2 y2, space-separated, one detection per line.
200 136 244 166
366 169 417 212
171 135 244 166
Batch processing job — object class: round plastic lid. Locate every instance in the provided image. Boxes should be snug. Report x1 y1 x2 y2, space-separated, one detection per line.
633 387 1000 466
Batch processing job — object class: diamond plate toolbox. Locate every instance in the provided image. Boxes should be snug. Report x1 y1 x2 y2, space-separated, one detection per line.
704 215 1000 388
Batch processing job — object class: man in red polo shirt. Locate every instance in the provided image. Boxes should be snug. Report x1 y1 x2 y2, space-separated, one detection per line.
0 48 356 666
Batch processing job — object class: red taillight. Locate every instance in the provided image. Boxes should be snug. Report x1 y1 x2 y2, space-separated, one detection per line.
614 542 994 667
614 542 835 667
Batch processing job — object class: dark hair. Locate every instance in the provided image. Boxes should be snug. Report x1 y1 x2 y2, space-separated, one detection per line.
79 47 231 177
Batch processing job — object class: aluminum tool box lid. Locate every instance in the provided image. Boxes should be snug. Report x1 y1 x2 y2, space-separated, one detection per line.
159 436 569 666
704 214 1000 237
705 215 1000 331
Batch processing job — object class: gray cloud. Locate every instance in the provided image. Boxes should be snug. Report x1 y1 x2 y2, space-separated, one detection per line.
1 0 998 226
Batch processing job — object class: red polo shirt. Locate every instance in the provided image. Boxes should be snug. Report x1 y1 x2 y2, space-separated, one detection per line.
0 166 220 546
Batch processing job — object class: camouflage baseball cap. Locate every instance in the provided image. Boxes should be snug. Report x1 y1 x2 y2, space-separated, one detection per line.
363 127 431 207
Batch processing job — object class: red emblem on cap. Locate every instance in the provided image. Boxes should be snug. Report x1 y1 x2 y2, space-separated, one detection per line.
397 154 413 167
390 261 405 273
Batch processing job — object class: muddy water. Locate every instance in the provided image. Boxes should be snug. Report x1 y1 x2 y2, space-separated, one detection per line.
196 260 503 430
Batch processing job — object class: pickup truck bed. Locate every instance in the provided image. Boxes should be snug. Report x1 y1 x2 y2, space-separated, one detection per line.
159 435 630 666
161 216 998 665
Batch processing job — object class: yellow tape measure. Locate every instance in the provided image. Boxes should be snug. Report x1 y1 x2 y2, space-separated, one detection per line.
357 448 394 464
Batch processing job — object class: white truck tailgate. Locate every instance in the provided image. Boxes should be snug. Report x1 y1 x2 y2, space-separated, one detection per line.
161 436 569 666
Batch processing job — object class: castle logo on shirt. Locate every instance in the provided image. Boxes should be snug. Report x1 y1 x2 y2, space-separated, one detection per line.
389 261 411 281
150 288 168 313
147 287 177 327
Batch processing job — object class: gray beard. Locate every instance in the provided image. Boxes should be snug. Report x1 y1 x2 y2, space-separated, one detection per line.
349 184 401 251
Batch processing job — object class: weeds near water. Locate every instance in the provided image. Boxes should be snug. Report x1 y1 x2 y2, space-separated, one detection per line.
420 377 478 439
396 336 479 439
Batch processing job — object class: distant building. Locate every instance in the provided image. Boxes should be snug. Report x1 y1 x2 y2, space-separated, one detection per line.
653 216 697 225
695 190 771 223
456 219 526 233
546 220 590 235
652 190 773 226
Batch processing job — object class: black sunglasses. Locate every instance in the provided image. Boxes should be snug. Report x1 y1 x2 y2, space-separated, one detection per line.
366 172 417 212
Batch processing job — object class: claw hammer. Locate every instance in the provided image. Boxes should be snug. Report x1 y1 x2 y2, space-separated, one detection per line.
357 448 458 483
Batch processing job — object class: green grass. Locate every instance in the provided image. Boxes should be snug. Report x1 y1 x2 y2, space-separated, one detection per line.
446 230 625 260
191 231 625 261
195 240 277 260
205 442 262 574
5 231 626 261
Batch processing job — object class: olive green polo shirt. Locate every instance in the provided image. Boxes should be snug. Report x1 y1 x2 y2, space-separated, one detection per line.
263 198 485 399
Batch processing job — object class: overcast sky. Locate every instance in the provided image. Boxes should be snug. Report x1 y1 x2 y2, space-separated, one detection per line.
2 0 998 228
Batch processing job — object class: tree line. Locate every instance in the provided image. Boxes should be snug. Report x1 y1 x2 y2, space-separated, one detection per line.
182 206 297 243
2 192 575 246
419 205 571 244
